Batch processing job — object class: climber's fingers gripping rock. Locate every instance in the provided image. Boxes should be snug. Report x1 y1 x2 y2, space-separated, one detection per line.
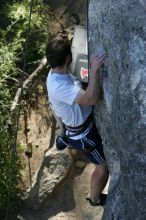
90 52 107 74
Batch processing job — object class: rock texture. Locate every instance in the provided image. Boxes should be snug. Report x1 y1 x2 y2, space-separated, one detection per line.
23 147 73 209
89 0 146 219
13 162 108 220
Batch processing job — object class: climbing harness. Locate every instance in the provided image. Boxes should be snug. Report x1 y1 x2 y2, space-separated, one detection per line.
5 0 33 219
65 112 93 132
56 113 93 150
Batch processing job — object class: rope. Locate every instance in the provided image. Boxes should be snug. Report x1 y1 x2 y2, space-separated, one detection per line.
87 0 90 74
87 0 95 115
24 108 32 188
4 0 33 219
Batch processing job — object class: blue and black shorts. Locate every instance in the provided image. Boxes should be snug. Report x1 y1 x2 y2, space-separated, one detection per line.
67 123 106 165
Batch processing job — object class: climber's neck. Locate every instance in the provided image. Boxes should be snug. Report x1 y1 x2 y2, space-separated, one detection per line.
51 65 68 75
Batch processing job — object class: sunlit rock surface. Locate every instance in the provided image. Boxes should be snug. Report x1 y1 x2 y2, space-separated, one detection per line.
23 147 73 209
89 0 146 219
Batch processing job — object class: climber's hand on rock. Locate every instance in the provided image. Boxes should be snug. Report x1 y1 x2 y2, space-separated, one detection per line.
90 52 106 74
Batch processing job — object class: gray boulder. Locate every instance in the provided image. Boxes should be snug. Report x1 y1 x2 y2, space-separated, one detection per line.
23 147 73 209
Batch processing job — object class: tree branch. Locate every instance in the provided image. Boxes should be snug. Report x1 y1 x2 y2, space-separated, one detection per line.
17 68 29 77
10 57 48 112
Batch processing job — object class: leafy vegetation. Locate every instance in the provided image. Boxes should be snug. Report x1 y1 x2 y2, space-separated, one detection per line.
0 0 49 218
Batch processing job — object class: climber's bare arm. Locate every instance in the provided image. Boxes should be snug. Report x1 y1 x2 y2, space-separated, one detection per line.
75 52 106 105
50 107 64 136
56 117 64 136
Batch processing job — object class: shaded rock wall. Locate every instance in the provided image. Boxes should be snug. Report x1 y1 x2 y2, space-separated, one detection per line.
89 0 146 219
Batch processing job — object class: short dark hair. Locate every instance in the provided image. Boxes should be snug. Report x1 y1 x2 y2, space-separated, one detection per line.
45 38 72 68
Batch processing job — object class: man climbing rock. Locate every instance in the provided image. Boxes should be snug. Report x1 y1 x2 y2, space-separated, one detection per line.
46 37 109 206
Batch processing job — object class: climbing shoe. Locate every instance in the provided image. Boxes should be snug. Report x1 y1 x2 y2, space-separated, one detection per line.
86 194 107 206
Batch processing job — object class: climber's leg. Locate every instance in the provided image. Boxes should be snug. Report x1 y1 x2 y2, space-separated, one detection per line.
80 123 109 205
90 164 109 203
67 122 109 205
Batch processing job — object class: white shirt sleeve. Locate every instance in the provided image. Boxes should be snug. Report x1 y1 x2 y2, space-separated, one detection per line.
54 82 81 105
69 73 82 88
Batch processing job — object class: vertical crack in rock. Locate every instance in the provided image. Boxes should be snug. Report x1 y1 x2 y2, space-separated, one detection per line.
89 0 146 219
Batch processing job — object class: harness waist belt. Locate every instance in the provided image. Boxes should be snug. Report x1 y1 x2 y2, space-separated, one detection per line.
65 113 93 133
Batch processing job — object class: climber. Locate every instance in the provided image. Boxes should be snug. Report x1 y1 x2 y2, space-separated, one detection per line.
46 37 109 206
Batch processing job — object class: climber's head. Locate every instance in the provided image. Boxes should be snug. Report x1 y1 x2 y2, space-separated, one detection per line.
46 37 72 69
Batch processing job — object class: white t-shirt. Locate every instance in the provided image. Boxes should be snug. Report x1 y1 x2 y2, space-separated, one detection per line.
46 71 92 138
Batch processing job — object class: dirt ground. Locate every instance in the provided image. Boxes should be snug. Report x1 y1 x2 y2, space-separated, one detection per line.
11 163 108 220
18 82 55 190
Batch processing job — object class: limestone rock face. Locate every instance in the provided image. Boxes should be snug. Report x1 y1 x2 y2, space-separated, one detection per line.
89 0 146 219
